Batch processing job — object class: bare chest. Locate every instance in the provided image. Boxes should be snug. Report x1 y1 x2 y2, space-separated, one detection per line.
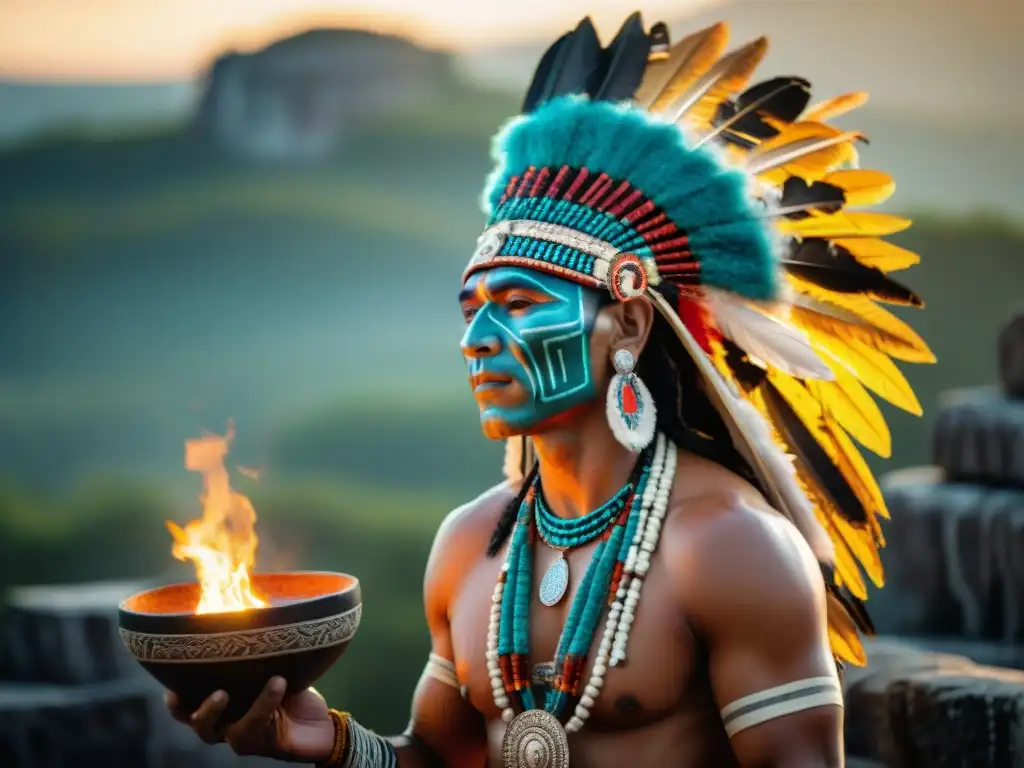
449 543 699 729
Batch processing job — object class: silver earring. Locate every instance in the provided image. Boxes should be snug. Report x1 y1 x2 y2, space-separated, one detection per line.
605 349 656 452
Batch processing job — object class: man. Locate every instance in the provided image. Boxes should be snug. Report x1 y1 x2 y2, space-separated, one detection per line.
169 13 931 768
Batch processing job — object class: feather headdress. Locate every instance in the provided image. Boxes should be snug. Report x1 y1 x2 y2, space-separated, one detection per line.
465 16 933 666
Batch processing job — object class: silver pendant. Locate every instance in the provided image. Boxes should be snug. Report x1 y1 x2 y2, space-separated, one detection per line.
502 710 570 768
538 553 569 607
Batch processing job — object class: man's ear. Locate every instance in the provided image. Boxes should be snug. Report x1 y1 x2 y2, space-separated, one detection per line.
603 296 655 362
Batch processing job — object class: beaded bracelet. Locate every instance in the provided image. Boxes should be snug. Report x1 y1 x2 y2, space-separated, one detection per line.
320 709 350 767
318 710 398 768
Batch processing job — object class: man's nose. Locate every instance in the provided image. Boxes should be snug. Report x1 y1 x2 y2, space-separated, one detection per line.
461 334 501 359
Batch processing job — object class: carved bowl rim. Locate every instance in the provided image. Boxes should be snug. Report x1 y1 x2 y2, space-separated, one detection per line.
117 571 361 639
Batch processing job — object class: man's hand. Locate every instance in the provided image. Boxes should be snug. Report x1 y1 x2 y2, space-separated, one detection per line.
166 677 336 762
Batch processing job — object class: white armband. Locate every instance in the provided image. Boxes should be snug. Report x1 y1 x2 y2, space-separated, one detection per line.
720 675 843 738
424 652 460 689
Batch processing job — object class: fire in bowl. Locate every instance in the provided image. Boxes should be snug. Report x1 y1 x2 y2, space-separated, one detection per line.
118 571 361 722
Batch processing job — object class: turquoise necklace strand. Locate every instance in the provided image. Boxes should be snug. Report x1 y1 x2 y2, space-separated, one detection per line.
534 481 632 607
495 447 654 721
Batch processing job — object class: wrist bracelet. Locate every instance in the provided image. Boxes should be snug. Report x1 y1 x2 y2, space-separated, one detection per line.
321 709 350 767
319 710 398 768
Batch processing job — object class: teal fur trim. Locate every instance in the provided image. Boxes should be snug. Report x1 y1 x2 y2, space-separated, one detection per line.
482 97 778 301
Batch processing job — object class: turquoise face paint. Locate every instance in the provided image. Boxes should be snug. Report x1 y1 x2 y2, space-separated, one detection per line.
459 266 603 437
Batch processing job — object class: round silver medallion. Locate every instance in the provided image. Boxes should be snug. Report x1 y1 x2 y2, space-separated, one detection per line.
501 710 570 768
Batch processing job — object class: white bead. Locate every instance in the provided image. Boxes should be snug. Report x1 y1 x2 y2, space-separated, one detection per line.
502 708 515 723
593 662 606 676
491 678 504 691
574 705 591 720
486 650 498 661
565 717 583 733
496 695 510 708
580 694 595 708
584 684 599 698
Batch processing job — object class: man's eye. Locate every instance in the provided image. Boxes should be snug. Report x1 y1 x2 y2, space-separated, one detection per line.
506 297 535 312
462 306 479 322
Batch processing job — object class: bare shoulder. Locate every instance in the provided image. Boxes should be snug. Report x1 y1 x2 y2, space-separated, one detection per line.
659 451 826 636
423 482 516 618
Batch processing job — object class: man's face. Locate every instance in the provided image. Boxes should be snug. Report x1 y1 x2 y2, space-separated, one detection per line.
459 266 604 439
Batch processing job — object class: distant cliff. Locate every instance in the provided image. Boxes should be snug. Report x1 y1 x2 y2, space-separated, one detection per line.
196 28 453 162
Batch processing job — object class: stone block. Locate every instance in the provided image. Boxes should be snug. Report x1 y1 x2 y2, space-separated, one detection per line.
0 580 148 686
0 679 151 768
879 475 1024 642
933 388 1024 488
847 638 1024 768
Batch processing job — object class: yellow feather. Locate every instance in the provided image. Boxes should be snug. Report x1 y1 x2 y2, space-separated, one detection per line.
746 388 874 664
826 592 868 666
789 291 935 364
833 237 920 272
636 22 730 112
769 372 889 520
804 328 923 415
822 169 896 207
752 120 840 149
801 91 869 123
806 365 892 458
674 37 769 131
753 137 860 184
777 211 912 238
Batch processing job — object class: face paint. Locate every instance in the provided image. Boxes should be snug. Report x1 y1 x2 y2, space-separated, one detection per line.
459 266 603 438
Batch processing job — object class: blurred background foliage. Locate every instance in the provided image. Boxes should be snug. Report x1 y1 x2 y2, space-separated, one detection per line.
1 1 1023 735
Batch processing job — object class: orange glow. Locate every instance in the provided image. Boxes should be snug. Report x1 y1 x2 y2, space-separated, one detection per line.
0 0 721 81
166 423 267 615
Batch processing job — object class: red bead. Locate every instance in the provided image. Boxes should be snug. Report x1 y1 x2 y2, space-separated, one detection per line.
621 382 638 414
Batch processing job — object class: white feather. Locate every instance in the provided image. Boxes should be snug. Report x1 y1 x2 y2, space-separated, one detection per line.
706 289 834 380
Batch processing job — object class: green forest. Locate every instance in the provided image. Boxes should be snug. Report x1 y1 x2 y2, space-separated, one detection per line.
1 73 1022 733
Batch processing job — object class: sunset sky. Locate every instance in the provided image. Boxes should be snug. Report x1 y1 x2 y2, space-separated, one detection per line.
0 0 721 81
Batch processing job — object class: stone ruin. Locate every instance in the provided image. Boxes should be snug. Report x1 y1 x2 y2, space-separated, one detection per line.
0 579 278 768
1 308 1023 767
846 305 1024 767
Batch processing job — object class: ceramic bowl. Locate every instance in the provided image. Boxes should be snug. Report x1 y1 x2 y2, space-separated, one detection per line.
118 571 361 722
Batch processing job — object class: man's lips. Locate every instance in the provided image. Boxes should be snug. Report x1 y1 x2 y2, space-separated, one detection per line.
470 372 514 392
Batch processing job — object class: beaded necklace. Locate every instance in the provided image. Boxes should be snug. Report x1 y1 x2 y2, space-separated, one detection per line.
534 475 633 607
487 433 677 736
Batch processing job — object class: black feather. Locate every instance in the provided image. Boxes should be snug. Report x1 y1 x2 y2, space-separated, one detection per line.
783 238 923 307
761 381 869 525
713 77 811 147
648 21 671 58
590 12 652 102
780 177 846 218
522 18 603 112
741 77 811 122
723 338 767 391
828 583 876 635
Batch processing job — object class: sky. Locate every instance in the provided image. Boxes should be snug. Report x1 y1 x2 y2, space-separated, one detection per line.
0 0 721 81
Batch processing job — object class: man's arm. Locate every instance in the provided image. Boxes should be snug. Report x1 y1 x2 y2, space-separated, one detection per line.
678 495 844 768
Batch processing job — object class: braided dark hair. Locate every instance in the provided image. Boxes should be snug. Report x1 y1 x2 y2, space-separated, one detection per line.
485 298 757 557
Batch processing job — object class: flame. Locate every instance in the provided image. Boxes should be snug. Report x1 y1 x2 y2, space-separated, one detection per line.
166 422 267 615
